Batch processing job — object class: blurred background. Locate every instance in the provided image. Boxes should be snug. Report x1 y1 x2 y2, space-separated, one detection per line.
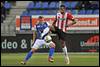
1 1 99 53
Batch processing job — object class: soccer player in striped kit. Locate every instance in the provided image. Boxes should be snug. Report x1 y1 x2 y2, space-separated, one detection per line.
52 5 77 64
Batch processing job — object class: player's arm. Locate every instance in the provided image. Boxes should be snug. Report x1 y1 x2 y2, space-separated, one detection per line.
50 16 57 31
32 25 37 42
52 16 57 26
66 19 77 27
65 13 77 27
32 30 36 41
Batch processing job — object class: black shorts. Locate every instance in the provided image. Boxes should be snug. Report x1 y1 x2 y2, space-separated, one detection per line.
52 26 67 41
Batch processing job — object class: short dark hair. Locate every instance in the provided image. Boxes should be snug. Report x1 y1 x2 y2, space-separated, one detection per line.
38 16 43 19
60 5 66 8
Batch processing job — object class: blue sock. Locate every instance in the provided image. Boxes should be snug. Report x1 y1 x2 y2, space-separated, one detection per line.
24 50 33 62
49 48 55 58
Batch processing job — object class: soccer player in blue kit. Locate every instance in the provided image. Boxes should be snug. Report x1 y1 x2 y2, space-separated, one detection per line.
21 16 55 65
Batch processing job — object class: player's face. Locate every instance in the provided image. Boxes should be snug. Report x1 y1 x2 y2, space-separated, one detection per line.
38 18 44 22
59 7 66 13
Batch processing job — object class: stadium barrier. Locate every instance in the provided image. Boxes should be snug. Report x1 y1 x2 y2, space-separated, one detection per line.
16 15 99 31
1 34 99 53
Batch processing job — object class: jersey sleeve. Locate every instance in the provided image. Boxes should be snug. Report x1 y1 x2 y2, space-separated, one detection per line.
67 13 74 20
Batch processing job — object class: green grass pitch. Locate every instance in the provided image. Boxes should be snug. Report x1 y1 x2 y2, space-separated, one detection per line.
1 52 99 66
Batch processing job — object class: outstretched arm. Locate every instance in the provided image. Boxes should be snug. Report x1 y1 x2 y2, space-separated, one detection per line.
50 16 57 31
32 25 37 42
52 16 57 26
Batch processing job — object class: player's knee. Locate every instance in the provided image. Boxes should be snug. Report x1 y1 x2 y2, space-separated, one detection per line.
50 42 56 48
31 48 37 53
60 40 66 48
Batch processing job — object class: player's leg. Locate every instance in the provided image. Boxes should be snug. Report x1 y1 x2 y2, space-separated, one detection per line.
58 30 70 64
60 39 70 64
44 35 55 62
21 48 37 65
21 39 40 65
53 27 70 64
48 41 55 62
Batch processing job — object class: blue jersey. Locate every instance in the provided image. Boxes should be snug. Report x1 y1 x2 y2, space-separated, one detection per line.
35 22 49 39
